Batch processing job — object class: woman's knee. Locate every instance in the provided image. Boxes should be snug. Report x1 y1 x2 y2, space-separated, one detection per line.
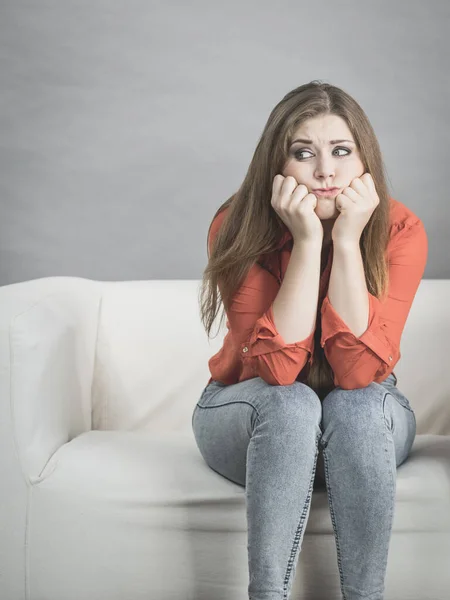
320 384 386 434
257 379 322 428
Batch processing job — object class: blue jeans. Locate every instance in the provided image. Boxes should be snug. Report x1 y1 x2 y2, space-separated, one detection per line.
191 372 416 600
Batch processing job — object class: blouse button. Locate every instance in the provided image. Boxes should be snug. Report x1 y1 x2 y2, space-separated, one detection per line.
388 355 393 361
242 346 248 353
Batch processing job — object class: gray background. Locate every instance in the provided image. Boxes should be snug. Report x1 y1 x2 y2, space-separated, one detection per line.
1 0 448 286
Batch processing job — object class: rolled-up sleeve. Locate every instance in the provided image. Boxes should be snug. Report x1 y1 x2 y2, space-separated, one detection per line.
320 219 428 389
241 301 315 386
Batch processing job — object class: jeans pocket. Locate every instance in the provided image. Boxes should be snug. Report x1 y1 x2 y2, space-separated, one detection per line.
391 388 415 415
382 372 397 387
196 380 228 408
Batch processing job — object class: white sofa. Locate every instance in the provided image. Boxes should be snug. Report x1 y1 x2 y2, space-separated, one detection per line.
0 276 449 600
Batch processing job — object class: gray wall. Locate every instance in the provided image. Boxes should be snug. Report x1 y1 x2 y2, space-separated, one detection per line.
1 0 448 286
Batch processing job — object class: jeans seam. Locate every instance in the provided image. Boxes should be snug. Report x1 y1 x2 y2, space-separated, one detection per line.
282 433 322 599
196 399 261 416
322 442 347 597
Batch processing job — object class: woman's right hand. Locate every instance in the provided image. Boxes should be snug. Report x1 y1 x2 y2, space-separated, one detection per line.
271 174 323 244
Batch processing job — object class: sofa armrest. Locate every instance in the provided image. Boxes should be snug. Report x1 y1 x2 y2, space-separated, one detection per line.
0 277 102 483
0 277 102 597
0 277 102 596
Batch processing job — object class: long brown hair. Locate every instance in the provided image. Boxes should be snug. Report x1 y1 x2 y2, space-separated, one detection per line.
198 80 391 396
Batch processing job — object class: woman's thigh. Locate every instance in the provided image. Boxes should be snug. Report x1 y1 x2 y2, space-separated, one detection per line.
313 372 417 487
192 377 322 487
192 372 416 487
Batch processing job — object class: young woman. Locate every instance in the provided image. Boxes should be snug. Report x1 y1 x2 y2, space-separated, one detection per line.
192 80 428 600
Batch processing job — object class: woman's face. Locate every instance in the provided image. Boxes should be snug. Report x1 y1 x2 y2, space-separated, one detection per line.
282 114 365 224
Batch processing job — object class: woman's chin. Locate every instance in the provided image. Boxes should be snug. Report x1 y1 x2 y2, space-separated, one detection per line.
315 206 339 219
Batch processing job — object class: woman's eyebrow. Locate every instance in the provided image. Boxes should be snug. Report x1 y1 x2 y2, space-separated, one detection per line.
290 138 355 146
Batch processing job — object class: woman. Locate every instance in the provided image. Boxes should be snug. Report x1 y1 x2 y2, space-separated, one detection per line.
192 80 427 600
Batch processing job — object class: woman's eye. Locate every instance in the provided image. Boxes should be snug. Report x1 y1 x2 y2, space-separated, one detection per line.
294 147 351 160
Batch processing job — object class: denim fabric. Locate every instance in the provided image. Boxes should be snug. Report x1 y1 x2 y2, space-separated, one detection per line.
191 372 416 600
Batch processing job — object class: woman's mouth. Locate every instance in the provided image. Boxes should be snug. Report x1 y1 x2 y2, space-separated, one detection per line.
313 188 339 197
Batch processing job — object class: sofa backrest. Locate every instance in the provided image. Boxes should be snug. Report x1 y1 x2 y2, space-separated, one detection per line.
92 280 223 434
91 279 450 436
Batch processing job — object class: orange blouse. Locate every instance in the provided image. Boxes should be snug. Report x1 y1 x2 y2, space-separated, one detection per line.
205 197 428 390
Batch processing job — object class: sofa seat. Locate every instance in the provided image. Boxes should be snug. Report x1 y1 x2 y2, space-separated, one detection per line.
36 430 450 534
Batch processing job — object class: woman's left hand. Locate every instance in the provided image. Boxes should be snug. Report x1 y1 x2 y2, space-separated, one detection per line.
331 173 380 244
